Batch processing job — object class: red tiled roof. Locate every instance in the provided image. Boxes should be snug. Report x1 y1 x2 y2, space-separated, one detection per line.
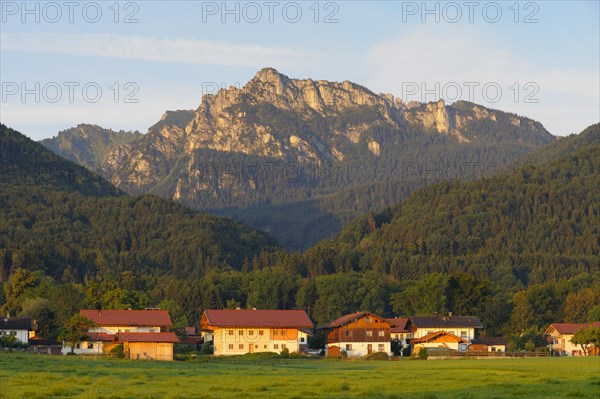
386 318 409 333
317 311 389 329
117 332 179 343
471 337 508 346
80 310 172 327
87 332 116 342
546 322 600 335
411 331 468 344
202 310 313 328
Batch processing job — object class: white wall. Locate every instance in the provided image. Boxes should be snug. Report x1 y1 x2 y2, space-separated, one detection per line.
329 342 391 357
414 328 475 341
61 341 105 355
89 326 160 334
0 329 30 344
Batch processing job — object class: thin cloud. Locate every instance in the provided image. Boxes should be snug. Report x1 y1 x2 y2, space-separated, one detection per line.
1 33 309 69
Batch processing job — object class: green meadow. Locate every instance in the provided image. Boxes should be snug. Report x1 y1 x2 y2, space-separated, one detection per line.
0 353 598 399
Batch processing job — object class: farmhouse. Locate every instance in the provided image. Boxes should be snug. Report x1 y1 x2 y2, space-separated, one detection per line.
319 312 391 357
545 322 600 356
200 309 313 355
407 315 483 353
0 317 36 344
61 309 177 360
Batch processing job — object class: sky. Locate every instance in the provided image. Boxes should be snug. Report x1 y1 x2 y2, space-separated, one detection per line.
1 0 599 140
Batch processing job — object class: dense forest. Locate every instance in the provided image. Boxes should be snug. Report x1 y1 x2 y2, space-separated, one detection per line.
1 124 598 343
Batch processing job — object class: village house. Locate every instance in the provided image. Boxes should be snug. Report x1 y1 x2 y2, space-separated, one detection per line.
0 317 36 344
61 309 178 360
468 337 508 353
545 322 600 356
319 312 391 357
407 315 483 353
386 317 410 341
200 309 313 356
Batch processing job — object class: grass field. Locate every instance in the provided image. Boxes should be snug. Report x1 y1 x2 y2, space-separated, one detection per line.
0 353 598 399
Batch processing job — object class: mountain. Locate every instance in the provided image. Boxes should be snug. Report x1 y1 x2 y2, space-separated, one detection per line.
0 124 275 282
40 124 142 169
306 124 599 285
41 68 555 249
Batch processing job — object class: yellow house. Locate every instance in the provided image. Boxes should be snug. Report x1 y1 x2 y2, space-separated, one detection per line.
545 322 600 356
200 309 313 356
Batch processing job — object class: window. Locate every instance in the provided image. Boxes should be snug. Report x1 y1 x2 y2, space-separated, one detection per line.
248 330 254 336
228 330 234 335
258 330 264 336
449 331 455 336
263 345 267 349
300 337 305 343
346 344 352 351
366 330 372 337
87 343 94 349
491 347 496 352
366 317 372 323
281 344 286 349
239 344 244 349
273 330 278 336
280 330 285 336
378 344 384 351
460 331 467 338
228 344 234 350
378 331 385 337
345 330 352 338
239 330 243 335
75 343 80 349
274 344 279 349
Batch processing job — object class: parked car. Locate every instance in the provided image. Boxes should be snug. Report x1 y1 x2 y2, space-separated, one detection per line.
307 349 323 356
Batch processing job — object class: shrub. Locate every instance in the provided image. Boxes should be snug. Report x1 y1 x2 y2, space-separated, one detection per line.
340 349 348 359
418 348 429 360
280 348 290 358
365 351 389 361
201 342 214 355
110 344 125 359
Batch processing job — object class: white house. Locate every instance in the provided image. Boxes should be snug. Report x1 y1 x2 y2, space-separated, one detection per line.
0 317 36 344
407 315 483 352
318 312 392 358
62 309 172 355
546 322 600 356
200 309 313 356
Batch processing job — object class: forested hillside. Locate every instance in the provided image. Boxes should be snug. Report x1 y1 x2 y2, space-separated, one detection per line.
2 124 597 342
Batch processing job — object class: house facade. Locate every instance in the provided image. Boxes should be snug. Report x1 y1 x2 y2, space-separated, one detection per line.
0 317 36 344
200 309 313 356
319 312 391 357
545 322 600 356
407 315 483 353
469 337 508 353
62 309 176 360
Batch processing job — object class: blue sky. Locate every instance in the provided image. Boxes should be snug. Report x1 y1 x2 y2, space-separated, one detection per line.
1 1 598 140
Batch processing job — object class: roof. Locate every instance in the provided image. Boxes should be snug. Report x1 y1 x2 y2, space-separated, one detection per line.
409 316 483 330
202 310 313 328
471 337 508 346
386 318 409 333
317 311 388 329
0 317 35 330
545 322 600 335
117 332 179 343
80 310 172 327
184 326 197 336
87 332 116 342
411 331 468 344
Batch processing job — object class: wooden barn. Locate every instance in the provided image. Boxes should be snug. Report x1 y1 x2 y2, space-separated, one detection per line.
318 312 391 357
118 332 179 361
